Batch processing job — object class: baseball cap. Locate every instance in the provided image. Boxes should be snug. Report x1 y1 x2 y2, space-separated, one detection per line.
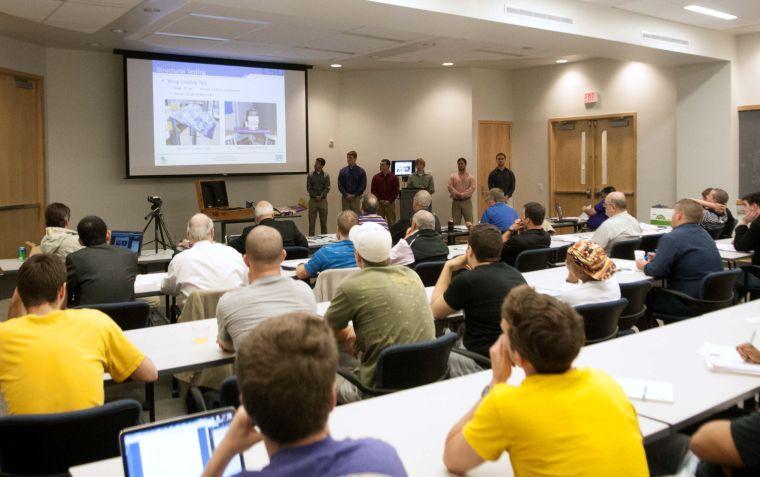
349 222 391 263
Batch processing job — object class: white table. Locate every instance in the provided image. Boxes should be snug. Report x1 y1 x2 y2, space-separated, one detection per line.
136 248 175 266
524 259 650 296
715 238 753 266
577 299 760 430
72 370 668 477
133 272 166 298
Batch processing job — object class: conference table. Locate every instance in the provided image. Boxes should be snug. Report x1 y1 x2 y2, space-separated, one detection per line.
76 367 669 477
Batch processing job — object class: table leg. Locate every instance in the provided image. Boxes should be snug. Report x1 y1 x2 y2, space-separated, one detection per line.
146 382 155 422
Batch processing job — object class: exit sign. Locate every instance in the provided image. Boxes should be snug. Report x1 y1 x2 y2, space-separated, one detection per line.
584 91 598 104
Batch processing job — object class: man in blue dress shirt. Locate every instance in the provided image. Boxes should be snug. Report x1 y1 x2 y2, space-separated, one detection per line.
338 150 366 214
480 188 518 232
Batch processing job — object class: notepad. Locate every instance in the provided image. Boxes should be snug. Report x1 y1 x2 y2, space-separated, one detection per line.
614 377 674 403
716 243 737 252
699 343 760 376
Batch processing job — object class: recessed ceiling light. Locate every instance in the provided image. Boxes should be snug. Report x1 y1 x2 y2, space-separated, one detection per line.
143 7 160 13
442 62 454 66
555 59 569 64
330 64 342 68
684 5 737 20
89 42 102 47
110 28 126 34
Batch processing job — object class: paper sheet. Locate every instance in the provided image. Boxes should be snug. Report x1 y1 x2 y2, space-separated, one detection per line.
699 342 760 376
614 377 674 403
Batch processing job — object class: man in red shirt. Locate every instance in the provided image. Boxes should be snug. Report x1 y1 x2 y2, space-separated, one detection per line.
371 159 400 224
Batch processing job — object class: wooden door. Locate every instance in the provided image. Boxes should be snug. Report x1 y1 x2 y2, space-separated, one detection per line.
0 69 45 259
549 113 637 219
477 120 511 216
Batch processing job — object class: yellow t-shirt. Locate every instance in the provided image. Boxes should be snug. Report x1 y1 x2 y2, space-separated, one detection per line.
0 308 145 415
463 368 648 477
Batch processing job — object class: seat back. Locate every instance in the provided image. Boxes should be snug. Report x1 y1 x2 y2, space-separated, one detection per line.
74 301 150 330
0 399 142 475
515 247 555 272
414 261 446 287
225 234 241 245
699 269 742 305
552 244 570 265
638 233 663 253
313 267 361 301
574 298 629 344
374 333 459 390
618 281 652 330
609 238 642 260
220 376 240 408
284 246 309 259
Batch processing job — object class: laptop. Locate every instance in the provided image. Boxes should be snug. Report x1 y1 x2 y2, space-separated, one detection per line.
120 408 245 477
110 231 143 254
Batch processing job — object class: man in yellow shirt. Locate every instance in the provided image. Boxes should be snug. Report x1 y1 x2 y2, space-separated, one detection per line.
443 285 648 476
0 254 157 415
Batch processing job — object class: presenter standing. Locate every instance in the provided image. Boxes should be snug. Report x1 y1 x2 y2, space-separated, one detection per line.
405 158 435 194
487 152 516 199
306 157 330 235
338 150 366 214
448 157 475 225
371 159 400 225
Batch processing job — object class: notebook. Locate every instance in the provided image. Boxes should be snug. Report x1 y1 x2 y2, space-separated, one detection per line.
110 231 143 254
120 408 244 477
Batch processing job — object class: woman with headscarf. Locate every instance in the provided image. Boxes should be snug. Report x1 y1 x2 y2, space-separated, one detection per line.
560 239 621 307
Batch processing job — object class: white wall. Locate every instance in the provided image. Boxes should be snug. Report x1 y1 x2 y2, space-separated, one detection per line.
0 34 45 77
511 58 678 220
737 33 760 106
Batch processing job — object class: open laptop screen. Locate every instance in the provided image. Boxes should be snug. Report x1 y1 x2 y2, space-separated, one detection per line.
120 408 244 477
110 231 143 254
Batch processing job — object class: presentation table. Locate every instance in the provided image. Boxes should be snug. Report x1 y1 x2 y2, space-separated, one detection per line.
216 214 302 239
75 369 669 477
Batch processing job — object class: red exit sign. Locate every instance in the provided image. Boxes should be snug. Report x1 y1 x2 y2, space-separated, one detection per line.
584 91 598 104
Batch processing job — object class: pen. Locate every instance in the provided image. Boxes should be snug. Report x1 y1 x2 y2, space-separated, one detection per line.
642 386 648 401
751 330 757 345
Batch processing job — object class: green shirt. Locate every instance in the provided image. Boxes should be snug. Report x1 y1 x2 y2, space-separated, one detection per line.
325 266 435 387
406 173 435 194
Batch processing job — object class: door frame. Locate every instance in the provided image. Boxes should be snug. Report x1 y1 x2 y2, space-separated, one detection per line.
548 112 637 215
477 120 512 216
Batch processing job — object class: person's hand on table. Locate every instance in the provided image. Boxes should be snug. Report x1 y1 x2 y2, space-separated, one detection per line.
636 253 655 270
737 343 760 364
489 334 513 387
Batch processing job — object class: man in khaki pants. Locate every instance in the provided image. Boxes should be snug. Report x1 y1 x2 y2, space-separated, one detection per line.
338 150 366 214
448 157 475 224
307 157 330 235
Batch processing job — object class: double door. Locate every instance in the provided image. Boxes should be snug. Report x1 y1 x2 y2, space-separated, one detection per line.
549 114 637 219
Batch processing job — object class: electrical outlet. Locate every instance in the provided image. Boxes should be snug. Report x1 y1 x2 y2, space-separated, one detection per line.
538 183 544 192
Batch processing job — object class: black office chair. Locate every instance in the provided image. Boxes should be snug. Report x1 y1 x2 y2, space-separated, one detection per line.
574 298 629 344
224 234 241 245
220 376 240 408
552 244 570 266
618 281 652 331
74 301 150 330
336 333 459 397
719 209 737 240
609 238 642 260
651 269 742 324
0 399 142 476
514 247 555 273
284 246 309 259
739 264 760 301
639 233 663 253
414 261 446 287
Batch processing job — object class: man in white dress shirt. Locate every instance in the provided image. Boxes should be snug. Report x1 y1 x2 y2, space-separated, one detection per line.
591 191 642 254
161 213 248 308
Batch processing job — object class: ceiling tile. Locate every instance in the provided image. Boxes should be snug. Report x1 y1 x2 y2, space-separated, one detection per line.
237 24 340 46
160 13 268 39
140 32 225 51
308 33 403 53
0 0 62 22
346 25 429 42
45 1 127 31
70 0 142 7
207 39 285 57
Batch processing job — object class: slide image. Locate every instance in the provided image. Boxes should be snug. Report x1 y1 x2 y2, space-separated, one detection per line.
225 101 278 145
165 100 220 146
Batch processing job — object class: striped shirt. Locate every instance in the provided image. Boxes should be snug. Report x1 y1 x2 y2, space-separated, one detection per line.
358 214 389 230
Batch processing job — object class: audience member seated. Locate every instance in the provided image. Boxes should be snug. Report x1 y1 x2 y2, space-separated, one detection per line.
501 202 551 266
357 194 389 230
443 285 648 476
636 199 723 317
695 187 729 235
324 222 435 403
28 202 83 260
390 210 449 267
203 313 406 477
688 342 760 477
296 211 358 280
217 226 316 352
0 254 157 415
560 240 621 306
734 192 760 289
582 186 616 230
230 201 308 254
431 224 526 373
480 188 518 232
66 215 138 307
389 189 440 244
162 213 247 308
592 191 642 254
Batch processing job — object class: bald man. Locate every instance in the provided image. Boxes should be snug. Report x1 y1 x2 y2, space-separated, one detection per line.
216 226 316 351
230 201 308 255
161 213 248 307
590 191 642 254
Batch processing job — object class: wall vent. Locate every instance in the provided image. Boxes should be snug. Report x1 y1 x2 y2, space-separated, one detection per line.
505 5 573 25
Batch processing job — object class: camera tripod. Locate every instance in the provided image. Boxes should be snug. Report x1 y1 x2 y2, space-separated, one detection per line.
142 206 175 253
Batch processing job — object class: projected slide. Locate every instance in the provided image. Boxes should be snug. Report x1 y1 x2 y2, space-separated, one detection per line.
152 61 286 167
